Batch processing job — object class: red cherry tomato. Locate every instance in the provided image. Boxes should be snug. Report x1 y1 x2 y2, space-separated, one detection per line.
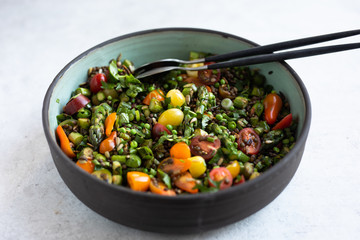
237 128 261 155
152 123 171 139
263 93 283 125
190 135 221 161
90 73 107 93
234 174 246 185
209 167 233 190
272 113 293 130
198 62 220 85
63 94 90 115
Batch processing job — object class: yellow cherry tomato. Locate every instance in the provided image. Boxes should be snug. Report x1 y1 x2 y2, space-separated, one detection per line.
166 89 185 107
226 160 241 178
188 156 206 178
158 108 184 126
186 63 204 77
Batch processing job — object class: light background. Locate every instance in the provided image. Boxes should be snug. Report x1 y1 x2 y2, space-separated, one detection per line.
0 0 359 239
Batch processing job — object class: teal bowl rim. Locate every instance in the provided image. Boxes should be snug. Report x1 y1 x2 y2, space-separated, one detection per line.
42 27 311 202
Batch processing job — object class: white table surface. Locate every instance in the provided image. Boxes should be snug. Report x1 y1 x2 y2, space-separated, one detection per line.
1 0 359 239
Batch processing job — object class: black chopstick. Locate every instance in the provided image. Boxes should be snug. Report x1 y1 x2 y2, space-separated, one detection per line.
205 29 360 63
207 42 360 69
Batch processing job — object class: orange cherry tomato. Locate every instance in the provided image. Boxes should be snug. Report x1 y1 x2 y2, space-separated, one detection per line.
170 142 191 159
56 125 76 158
99 131 117 154
76 159 95 174
143 89 165 105
209 167 233 190
104 112 117 137
263 93 283 125
174 172 198 194
127 171 150 192
149 178 176 196
158 157 192 176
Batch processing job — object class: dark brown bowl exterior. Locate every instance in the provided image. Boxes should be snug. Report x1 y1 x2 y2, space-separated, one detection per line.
42 28 311 234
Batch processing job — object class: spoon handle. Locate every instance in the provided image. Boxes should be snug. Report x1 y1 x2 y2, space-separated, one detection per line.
205 29 360 63
207 42 360 69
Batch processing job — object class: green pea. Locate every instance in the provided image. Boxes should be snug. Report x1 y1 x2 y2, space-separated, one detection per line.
130 141 138 149
166 124 173 131
214 82 220 88
273 147 280 153
220 79 226 85
172 130 177 135
119 127 126 133
228 121 237 130
176 76 183 81
149 168 157 176
144 123 151 130
216 114 223 121
130 129 137 135
148 86 155 92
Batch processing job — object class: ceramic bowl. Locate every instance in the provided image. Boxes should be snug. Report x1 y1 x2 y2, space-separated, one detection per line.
42 28 311 233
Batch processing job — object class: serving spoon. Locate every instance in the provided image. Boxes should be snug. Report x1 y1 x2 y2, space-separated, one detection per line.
134 29 360 79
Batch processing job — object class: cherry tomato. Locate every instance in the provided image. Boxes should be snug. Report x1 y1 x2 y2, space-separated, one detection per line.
234 174 246 185
158 157 191 176
272 113 293 130
127 171 150 192
166 89 185 107
170 142 191 159
209 167 233 190
105 112 117 137
226 160 241 178
174 172 198 194
152 123 171 139
143 89 165 105
198 62 220 85
99 131 117 154
63 94 90 115
56 125 76 158
190 135 221 161
149 178 176 196
237 128 261 155
188 156 207 178
90 73 107 93
183 76 205 87
263 93 283 125
76 159 95 174
157 108 184 127
186 63 204 78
